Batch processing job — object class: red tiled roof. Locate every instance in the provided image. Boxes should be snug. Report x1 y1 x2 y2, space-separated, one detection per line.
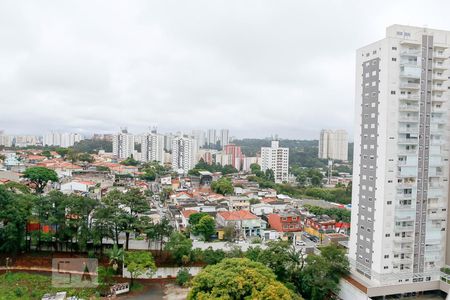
218 210 258 221
181 210 197 218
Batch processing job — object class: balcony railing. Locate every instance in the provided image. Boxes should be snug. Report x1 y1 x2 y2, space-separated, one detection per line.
400 82 421 89
399 105 420 111
399 94 420 101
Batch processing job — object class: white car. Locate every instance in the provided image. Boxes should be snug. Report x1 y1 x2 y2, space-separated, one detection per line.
295 240 306 246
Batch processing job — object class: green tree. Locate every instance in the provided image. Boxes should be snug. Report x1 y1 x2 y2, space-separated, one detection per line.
0 187 33 253
108 244 124 272
188 258 302 300
295 245 349 300
78 153 94 163
211 177 234 195
23 166 58 194
191 215 216 241
96 166 110 172
55 147 69 158
121 156 139 166
165 232 193 265
124 251 156 287
176 267 191 286
188 212 209 226
41 150 52 158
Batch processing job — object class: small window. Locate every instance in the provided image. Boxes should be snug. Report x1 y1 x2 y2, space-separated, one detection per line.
391 91 396 95
392 58 397 61
392 47 397 50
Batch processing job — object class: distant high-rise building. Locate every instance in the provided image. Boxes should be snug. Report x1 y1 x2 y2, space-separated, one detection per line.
219 129 230 148
260 140 289 183
344 25 450 298
164 133 174 152
223 144 243 170
141 133 165 163
0 131 12 147
192 130 206 148
13 135 38 147
44 132 83 147
172 137 197 174
318 129 348 161
112 129 135 159
207 129 216 147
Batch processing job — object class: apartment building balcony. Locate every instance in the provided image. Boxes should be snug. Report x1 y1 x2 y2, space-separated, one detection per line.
400 49 421 56
399 104 420 112
398 137 419 144
393 235 415 243
425 254 442 262
432 85 447 91
428 202 443 209
430 139 445 146
392 244 414 253
398 149 418 155
433 63 448 70
400 82 421 89
428 188 443 198
431 106 446 113
398 116 419 122
394 224 415 232
400 71 421 79
433 51 447 58
425 244 442 252
392 256 414 264
399 94 420 101
433 74 447 81
428 212 446 221
398 129 418 136
431 117 446 124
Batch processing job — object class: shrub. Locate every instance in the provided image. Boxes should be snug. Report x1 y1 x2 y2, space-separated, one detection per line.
176 268 191 287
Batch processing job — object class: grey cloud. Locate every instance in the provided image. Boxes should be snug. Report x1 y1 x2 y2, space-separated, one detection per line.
1 0 449 139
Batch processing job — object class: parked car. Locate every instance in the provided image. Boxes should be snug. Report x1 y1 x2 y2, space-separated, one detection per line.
295 240 306 246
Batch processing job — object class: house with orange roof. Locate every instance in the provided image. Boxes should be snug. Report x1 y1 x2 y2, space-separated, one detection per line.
180 209 198 230
216 210 262 238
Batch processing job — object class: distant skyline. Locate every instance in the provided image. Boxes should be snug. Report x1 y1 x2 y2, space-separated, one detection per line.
1 1 450 139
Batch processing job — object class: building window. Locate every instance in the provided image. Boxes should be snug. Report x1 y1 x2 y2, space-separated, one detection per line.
392 58 397 61
391 91 396 95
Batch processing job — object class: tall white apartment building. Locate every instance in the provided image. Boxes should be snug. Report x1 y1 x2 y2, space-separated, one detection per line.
260 140 289 184
44 132 83 147
318 129 348 161
191 130 206 148
345 25 450 298
172 137 197 174
112 130 135 159
141 133 165 163
0 132 12 147
219 129 229 148
207 129 216 147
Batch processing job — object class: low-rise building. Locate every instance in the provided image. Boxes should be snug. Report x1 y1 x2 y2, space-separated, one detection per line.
216 210 261 238
267 212 302 232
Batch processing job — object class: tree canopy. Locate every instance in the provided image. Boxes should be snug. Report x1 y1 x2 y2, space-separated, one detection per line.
188 258 302 300
211 177 234 195
23 166 58 194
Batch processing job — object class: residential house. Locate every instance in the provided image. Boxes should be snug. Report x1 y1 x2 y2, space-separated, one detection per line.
216 210 262 238
267 212 302 232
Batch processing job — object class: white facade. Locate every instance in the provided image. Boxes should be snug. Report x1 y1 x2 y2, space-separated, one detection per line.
0 134 12 147
350 25 450 289
260 140 289 184
140 133 165 163
219 129 229 148
43 132 83 147
318 129 348 161
112 131 135 159
207 129 216 147
13 135 38 147
171 137 197 174
191 130 206 148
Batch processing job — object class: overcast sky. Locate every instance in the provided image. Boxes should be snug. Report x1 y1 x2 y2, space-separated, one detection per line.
1 0 450 139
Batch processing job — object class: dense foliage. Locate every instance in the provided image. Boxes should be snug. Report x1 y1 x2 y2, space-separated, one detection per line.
188 159 238 176
72 139 113 153
211 177 234 195
188 258 302 300
303 205 351 223
22 166 58 194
